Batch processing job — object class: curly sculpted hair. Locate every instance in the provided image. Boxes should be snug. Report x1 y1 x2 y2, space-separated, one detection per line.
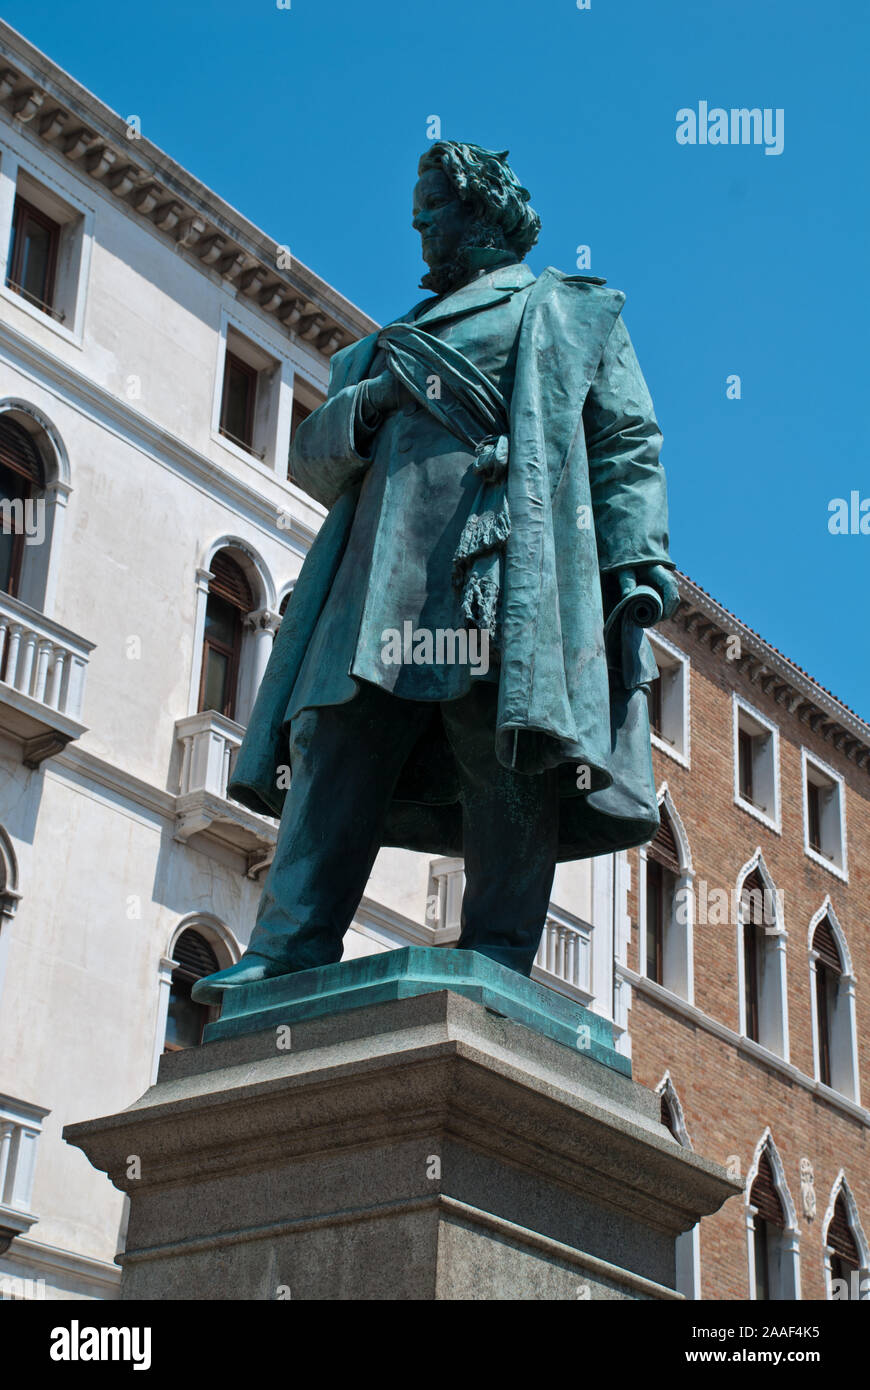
417 141 541 261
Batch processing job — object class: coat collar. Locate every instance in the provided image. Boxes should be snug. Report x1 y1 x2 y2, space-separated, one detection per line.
329 262 536 393
406 261 536 329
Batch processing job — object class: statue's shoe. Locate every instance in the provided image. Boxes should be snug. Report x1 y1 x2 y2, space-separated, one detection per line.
191 953 287 1004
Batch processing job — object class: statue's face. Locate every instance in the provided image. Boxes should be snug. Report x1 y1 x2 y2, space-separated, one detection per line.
412 168 474 275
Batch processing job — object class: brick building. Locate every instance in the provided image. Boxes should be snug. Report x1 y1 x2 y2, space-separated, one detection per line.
623 573 870 1300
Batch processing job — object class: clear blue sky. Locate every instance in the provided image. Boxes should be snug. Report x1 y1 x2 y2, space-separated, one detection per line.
5 0 868 718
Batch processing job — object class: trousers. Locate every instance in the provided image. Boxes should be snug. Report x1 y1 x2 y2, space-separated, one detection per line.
246 679 560 977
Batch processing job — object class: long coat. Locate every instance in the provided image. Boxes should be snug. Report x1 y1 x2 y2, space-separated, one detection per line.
229 265 674 860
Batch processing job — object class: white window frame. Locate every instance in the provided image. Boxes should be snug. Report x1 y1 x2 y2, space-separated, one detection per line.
735 850 789 1062
0 137 94 348
638 784 694 1004
807 899 859 1103
745 1130 801 1301
647 631 690 768
153 915 240 1081
211 308 293 474
801 748 848 882
822 1172 870 1301
732 694 781 833
188 535 277 726
656 1073 701 1299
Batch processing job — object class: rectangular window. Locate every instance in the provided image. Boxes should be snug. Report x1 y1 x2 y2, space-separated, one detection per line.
738 728 754 803
288 384 325 483
807 781 822 852
803 751 847 876
7 195 60 317
734 698 780 830
645 676 663 739
3 169 90 335
214 323 287 467
646 635 690 764
220 351 258 452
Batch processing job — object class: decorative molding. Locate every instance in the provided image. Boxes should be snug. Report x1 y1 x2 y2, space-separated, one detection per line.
674 576 870 773
622 965 870 1127
0 316 321 556
746 1128 798 1232
821 1171 870 1271
655 1071 693 1149
0 25 376 362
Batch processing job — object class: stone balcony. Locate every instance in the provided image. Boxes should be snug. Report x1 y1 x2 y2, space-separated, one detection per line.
0 592 94 766
0 1094 49 1253
174 710 277 875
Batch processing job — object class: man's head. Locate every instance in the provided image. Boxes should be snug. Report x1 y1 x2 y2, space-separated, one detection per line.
413 142 541 295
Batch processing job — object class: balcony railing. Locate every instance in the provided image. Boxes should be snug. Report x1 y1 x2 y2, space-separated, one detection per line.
0 1094 48 1254
0 592 93 765
426 860 593 1003
534 915 592 997
174 710 277 873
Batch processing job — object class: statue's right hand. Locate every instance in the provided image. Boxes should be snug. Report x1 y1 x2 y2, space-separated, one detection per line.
363 370 403 416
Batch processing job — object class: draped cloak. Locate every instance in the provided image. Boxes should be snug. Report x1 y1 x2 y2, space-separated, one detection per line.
228 265 675 860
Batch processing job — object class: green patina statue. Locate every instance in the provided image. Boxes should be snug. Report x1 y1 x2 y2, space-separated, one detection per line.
193 141 678 1003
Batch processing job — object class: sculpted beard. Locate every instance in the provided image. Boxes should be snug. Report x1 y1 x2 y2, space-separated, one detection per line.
420 216 512 295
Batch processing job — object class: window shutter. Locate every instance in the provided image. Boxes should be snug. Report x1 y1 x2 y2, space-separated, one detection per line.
0 417 44 485
750 1150 785 1228
813 917 842 973
648 811 680 875
828 1194 860 1263
742 870 768 927
209 550 254 611
172 929 220 982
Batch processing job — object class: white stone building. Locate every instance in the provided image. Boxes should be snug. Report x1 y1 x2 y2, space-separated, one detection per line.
0 23 628 1300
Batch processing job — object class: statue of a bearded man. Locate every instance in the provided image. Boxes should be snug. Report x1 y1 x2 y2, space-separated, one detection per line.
194 141 678 1002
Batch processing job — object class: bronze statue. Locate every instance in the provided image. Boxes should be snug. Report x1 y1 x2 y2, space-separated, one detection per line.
193 142 677 1002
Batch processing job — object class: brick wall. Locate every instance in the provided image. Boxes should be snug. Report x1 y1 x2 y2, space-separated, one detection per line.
626 604 870 1300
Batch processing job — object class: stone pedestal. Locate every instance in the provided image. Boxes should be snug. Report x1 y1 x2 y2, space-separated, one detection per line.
64 950 739 1300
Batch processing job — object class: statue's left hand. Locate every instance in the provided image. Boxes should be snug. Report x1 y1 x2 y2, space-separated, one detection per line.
618 564 680 620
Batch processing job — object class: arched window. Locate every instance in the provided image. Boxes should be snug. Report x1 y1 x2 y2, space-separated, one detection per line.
823 1176 869 1300
0 415 44 599
814 916 841 1087
737 856 788 1057
645 812 678 984
660 1090 678 1137
163 929 220 1052
656 1074 700 1298
198 550 254 720
640 789 693 1000
809 904 858 1100
750 1150 784 1300
828 1195 860 1295
746 1134 800 1300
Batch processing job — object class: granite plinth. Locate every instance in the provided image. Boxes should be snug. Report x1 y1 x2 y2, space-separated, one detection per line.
64 976 741 1300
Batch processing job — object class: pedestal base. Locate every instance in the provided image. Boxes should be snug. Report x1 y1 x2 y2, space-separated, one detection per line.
65 959 738 1300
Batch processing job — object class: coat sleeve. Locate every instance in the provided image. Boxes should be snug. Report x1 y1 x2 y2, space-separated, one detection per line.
289 382 374 511
583 313 673 574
